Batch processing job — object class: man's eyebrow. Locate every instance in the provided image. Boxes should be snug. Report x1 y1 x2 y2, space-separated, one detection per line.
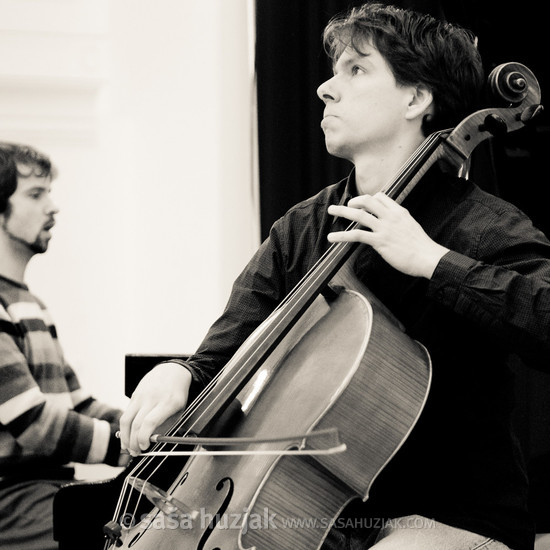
25 184 49 193
333 51 370 74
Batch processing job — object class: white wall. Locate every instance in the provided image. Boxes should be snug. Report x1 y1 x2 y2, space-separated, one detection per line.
0 0 259 409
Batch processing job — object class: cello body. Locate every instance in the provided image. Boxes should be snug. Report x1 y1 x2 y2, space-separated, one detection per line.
109 263 431 550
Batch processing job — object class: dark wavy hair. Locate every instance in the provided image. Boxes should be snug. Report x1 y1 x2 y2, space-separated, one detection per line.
322 2 485 135
0 142 57 214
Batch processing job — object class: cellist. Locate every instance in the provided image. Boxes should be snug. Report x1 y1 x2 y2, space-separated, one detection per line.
120 3 549 549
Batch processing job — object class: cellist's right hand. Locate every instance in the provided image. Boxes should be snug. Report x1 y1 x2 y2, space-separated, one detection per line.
119 362 192 456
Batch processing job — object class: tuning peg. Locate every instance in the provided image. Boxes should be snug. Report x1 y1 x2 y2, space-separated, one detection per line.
520 103 544 124
481 113 508 137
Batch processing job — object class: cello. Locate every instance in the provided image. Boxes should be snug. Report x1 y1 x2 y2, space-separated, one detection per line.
54 62 542 550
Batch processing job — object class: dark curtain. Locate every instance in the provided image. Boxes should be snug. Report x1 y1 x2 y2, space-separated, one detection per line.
255 0 355 240
255 0 549 531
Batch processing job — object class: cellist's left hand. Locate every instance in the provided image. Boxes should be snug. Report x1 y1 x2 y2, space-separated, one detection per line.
327 192 449 279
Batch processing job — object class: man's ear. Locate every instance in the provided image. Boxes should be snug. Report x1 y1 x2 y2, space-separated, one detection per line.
405 84 434 121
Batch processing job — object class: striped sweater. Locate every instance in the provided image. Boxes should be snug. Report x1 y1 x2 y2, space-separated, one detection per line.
0 275 122 479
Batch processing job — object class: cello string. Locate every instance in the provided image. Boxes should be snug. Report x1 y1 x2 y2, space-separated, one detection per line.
112 378 225 524
114 351 265 524
159 133 442 437
112 130 446 532
129 129 444 475
271 130 445 311
166 133 448 440
117 379 225 518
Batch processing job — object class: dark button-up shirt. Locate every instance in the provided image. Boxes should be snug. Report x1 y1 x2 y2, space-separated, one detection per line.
181 168 550 550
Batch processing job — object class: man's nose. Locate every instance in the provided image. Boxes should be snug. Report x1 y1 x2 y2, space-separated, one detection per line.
45 197 59 215
317 76 338 103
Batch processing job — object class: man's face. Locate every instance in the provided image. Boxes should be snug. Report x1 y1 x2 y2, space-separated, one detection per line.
1 170 58 254
317 41 416 162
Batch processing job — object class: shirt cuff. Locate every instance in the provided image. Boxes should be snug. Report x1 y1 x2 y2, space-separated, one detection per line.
85 418 111 464
427 250 478 307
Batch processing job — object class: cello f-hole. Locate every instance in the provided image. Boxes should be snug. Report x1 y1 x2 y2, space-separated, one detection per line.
197 477 234 550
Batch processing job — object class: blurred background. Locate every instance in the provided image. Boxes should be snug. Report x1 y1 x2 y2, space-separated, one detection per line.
0 0 259 409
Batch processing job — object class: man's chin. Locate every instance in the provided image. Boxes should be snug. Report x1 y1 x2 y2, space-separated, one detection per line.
29 240 49 254
5 229 50 255
325 141 350 161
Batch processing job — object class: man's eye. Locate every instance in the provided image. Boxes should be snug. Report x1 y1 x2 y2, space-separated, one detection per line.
351 65 363 75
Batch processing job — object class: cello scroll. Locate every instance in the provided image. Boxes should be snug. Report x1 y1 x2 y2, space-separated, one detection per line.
445 62 543 161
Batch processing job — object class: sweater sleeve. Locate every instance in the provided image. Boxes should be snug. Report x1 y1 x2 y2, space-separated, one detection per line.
0 304 122 467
